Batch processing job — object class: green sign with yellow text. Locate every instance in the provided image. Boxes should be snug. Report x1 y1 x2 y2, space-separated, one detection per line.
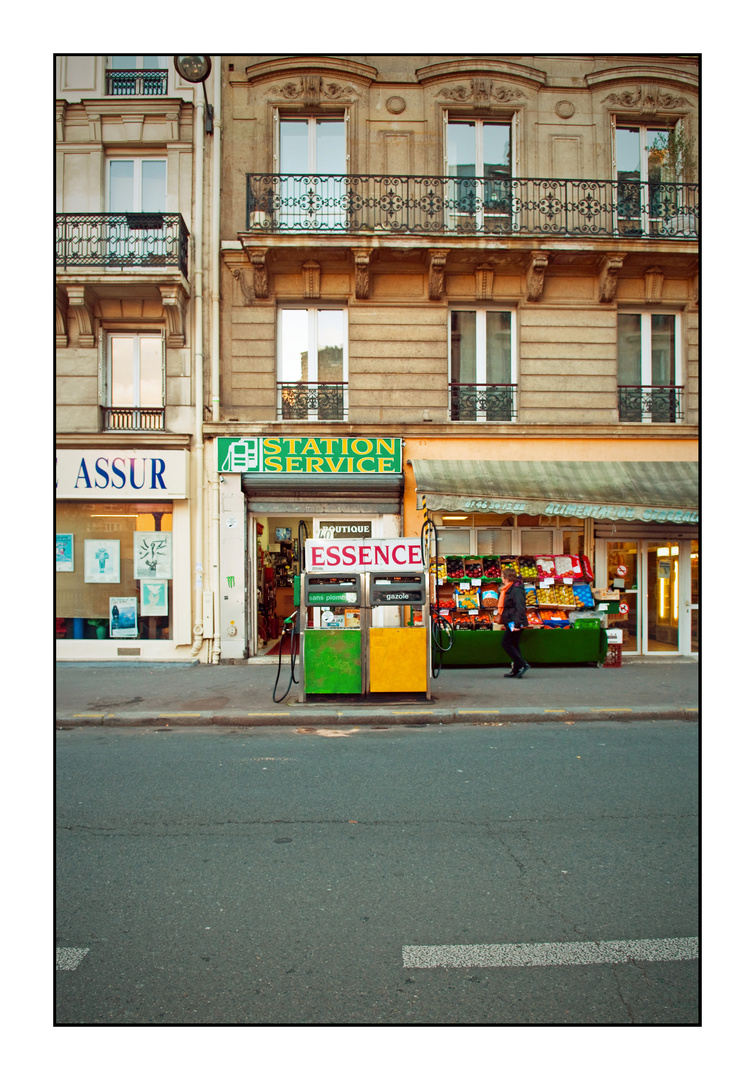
218 436 401 475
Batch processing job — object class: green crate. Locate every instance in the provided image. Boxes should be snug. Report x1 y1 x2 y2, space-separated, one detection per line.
573 618 600 631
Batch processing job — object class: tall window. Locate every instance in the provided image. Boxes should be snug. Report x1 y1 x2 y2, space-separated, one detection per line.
278 309 347 420
617 313 681 422
277 116 346 229
106 56 168 96
616 123 681 235
449 310 515 421
107 159 167 262
446 119 512 232
104 333 165 430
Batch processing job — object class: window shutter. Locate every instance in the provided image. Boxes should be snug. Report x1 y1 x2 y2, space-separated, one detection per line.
512 112 519 178
273 106 279 173
344 107 350 173
610 115 616 176
160 327 166 407
443 112 448 175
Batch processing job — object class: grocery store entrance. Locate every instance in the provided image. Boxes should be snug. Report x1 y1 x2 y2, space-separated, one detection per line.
596 538 698 656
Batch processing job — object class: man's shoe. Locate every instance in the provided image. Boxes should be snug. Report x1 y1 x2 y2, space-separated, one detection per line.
515 662 531 678
504 670 519 678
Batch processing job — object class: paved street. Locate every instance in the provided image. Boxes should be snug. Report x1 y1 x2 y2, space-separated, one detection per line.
56 720 698 1024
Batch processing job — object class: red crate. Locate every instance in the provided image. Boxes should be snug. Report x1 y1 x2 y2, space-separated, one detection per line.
603 643 622 667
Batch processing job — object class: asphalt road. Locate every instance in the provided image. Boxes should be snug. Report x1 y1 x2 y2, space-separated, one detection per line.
55 720 699 1025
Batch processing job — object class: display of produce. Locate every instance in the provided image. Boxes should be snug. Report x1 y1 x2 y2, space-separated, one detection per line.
536 556 556 580
524 584 538 607
454 587 480 610
571 583 595 608
481 587 499 609
518 557 539 580
482 556 501 578
464 557 483 579
445 557 466 579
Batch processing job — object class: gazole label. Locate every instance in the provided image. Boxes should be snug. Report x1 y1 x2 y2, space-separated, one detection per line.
218 437 401 474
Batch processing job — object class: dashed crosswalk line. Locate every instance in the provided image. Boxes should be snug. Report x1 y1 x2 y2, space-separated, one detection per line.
403 936 698 968
56 947 89 971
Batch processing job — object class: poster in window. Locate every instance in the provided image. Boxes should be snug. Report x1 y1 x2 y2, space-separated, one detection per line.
109 596 138 638
84 539 120 583
140 579 168 617
56 533 74 572
134 532 172 579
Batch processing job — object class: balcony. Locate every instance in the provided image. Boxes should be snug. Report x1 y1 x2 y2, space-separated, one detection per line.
56 214 189 278
101 407 165 431
618 385 684 423
450 383 517 422
246 175 698 240
278 382 346 421
105 69 168 96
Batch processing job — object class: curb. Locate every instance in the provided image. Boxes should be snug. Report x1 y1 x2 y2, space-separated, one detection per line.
56 706 699 728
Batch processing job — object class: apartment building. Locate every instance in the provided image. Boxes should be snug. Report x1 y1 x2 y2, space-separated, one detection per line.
55 55 218 659
212 54 698 660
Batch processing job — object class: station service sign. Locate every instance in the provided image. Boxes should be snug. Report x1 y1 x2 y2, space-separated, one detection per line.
218 436 401 475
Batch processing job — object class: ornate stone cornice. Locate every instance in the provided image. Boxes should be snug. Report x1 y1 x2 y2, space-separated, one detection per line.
525 253 549 302
243 56 378 87
600 83 691 114
65 284 96 347
436 80 525 108
302 260 321 299
599 254 624 303
417 59 546 89
644 266 665 303
475 262 495 300
159 284 189 346
56 285 69 347
244 247 269 299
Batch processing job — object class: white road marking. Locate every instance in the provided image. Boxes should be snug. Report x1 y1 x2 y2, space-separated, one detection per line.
56 947 90 971
402 937 698 968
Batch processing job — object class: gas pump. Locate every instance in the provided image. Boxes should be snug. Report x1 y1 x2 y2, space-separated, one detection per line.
367 572 430 696
298 571 365 701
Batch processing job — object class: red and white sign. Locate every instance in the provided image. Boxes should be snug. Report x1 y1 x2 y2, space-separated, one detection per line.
616 564 628 577
305 537 423 573
619 602 629 614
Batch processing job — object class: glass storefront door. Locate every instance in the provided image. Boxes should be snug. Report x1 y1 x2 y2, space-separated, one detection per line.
598 538 697 655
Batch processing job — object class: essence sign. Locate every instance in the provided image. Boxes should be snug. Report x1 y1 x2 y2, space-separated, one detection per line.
305 537 423 573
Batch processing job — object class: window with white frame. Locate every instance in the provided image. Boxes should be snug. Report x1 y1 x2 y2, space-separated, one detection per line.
615 121 688 236
106 56 168 96
445 118 513 231
617 312 682 423
102 332 165 430
278 309 347 420
449 309 516 421
275 115 347 229
107 158 167 263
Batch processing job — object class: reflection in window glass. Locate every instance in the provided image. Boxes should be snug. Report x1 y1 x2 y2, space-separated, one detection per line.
651 314 675 385
280 310 309 382
486 311 511 384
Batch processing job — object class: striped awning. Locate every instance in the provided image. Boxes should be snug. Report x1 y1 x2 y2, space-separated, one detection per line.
412 459 698 524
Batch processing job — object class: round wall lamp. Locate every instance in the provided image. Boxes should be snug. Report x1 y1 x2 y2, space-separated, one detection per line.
174 55 214 132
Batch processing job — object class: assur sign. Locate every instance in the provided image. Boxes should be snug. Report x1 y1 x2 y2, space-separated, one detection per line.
218 436 401 475
56 450 189 499
305 537 423 573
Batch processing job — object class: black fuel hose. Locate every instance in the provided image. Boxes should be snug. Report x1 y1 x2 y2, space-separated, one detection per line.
272 611 300 703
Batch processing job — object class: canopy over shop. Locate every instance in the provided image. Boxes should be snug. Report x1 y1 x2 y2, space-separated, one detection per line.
411 459 699 524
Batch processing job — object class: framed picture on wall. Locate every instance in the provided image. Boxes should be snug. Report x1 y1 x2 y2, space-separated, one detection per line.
56 534 74 572
140 579 168 617
134 532 173 579
109 596 137 638
84 539 120 584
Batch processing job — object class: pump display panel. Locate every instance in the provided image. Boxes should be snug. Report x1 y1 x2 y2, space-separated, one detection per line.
304 574 361 607
369 573 426 607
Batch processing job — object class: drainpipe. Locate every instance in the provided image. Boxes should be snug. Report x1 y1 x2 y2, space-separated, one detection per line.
190 85 206 659
210 57 222 663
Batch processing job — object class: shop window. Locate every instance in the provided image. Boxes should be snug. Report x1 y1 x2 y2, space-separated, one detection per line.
521 529 553 555
436 528 472 556
618 312 682 422
449 310 516 421
106 56 168 96
55 502 173 640
477 528 513 554
278 308 347 420
446 118 513 232
101 331 165 430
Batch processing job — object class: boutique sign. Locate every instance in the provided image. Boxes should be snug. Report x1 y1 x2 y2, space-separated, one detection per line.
218 436 401 475
56 450 189 499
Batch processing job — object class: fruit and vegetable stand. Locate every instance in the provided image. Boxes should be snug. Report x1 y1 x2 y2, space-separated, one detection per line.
433 554 613 667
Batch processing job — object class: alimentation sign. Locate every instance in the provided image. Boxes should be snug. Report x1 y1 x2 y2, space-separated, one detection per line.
218 437 401 475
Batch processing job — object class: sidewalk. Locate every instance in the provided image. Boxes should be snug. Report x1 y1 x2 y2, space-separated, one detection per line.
55 655 699 727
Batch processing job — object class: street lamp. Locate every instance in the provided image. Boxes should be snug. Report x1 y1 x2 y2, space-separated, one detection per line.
174 55 214 133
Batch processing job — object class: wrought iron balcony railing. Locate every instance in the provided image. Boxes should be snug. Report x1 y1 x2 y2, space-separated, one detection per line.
101 406 165 431
105 69 168 96
277 382 347 421
56 214 189 278
618 385 684 423
247 174 698 239
450 383 517 422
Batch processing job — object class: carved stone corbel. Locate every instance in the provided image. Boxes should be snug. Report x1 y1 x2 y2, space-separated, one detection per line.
56 285 69 347
644 265 664 303
428 249 449 300
246 247 269 298
525 252 549 302
353 249 371 299
302 260 321 299
159 284 188 346
598 254 624 303
475 262 495 300
231 268 255 306
65 285 96 348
